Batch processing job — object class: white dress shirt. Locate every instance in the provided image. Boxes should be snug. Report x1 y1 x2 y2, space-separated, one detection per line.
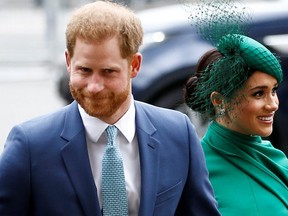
78 99 140 216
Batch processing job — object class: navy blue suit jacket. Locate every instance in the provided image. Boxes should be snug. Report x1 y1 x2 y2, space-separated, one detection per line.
0 101 220 215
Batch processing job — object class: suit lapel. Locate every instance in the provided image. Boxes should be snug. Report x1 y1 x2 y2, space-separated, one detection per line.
60 101 162 215
60 102 101 216
135 102 160 216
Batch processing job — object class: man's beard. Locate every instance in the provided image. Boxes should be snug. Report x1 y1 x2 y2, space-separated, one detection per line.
70 83 130 119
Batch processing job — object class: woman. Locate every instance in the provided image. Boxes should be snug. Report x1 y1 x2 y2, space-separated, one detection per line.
185 33 288 215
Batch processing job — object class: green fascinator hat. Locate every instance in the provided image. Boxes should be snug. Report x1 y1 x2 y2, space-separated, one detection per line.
217 34 283 83
187 33 283 118
183 0 283 118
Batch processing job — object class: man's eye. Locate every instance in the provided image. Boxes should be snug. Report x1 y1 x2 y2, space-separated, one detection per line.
82 68 90 72
78 67 91 73
104 69 114 73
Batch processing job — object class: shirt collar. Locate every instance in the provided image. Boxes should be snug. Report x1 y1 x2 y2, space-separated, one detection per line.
78 98 136 143
114 99 136 143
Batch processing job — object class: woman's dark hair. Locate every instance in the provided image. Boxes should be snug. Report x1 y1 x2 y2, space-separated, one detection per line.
184 48 223 113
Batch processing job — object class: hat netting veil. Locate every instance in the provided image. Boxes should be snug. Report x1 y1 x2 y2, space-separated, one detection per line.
180 0 283 119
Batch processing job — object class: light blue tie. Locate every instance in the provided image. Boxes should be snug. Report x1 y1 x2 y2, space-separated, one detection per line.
102 125 128 216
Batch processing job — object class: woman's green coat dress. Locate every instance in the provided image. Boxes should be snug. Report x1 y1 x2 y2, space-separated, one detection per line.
202 121 288 216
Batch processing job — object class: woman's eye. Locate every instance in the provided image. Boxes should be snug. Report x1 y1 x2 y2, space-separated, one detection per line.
253 91 264 97
272 86 278 95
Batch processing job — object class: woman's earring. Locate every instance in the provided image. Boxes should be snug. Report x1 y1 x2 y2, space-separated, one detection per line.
219 108 225 116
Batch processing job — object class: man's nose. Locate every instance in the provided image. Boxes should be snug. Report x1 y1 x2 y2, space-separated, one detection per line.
87 73 104 93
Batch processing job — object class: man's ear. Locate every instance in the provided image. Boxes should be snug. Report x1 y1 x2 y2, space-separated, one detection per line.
130 53 142 78
65 49 71 74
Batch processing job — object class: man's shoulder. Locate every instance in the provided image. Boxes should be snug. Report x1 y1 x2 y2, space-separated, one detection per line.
19 103 75 130
134 100 189 126
135 100 184 116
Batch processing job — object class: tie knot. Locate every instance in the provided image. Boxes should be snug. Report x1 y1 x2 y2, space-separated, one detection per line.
105 125 117 144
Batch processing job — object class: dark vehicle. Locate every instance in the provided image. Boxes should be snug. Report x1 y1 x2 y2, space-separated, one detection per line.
57 0 288 154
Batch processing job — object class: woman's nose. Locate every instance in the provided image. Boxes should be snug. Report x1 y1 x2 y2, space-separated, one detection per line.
265 95 279 111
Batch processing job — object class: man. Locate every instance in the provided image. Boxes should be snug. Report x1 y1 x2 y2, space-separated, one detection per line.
0 1 220 215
